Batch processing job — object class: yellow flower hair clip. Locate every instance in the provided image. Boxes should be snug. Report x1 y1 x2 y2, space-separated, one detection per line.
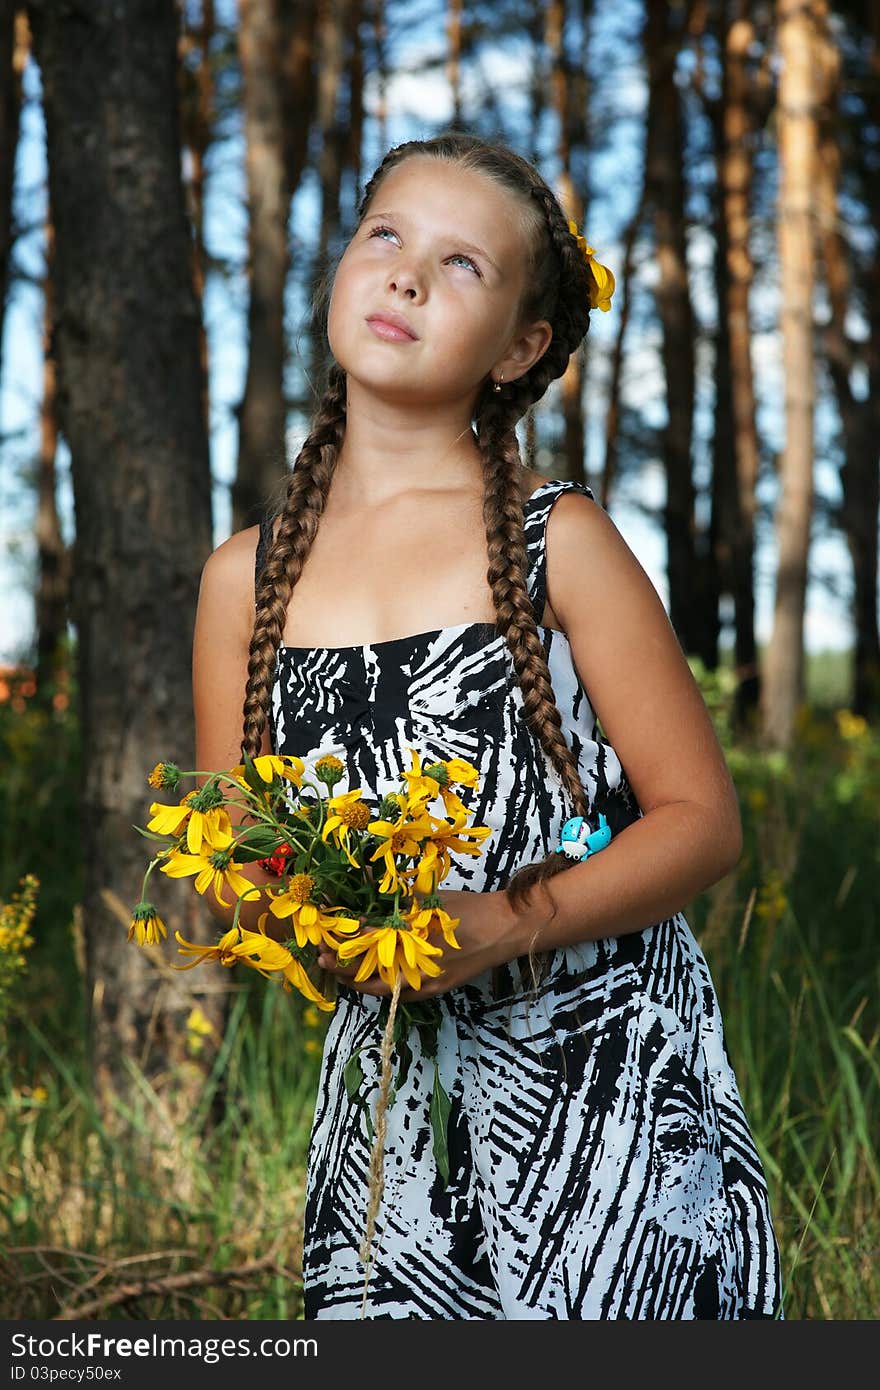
567 219 616 313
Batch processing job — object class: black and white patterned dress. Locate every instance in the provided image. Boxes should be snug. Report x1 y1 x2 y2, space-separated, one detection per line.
256 477 783 1320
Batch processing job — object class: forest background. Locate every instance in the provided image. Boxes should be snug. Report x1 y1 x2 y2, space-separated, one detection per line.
0 0 878 1320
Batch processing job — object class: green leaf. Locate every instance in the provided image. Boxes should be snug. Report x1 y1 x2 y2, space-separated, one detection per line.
430 1060 452 1188
343 1047 365 1102
233 825 286 861
394 1034 414 1094
131 825 175 845
240 752 273 799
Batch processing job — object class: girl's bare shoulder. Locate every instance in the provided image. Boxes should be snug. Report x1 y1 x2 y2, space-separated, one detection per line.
197 522 263 650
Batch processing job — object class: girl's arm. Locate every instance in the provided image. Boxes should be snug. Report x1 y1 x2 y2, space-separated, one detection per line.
191 527 285 940
503 487 744 955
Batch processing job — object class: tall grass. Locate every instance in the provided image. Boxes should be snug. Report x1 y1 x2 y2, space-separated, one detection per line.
1 656 877 1318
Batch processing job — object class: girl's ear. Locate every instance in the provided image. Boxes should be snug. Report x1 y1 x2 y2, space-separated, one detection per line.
497 318 553 385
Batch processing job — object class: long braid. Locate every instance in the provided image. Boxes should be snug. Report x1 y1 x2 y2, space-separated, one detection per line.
240 360 347 759
467 182 598 977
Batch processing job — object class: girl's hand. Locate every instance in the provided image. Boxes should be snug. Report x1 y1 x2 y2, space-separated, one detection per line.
315 889 531 1003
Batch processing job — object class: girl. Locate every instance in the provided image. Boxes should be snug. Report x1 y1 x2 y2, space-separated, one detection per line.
192 132 783 1319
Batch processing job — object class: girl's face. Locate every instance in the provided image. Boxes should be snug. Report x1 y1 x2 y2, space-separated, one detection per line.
327 157 547 409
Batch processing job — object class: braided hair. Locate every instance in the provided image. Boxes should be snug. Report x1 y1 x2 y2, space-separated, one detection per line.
241 132 598 966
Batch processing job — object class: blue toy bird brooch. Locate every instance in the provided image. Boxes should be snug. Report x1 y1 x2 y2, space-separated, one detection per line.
556 811 612 862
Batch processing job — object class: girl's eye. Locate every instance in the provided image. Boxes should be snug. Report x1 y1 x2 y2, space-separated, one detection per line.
366 225 481 277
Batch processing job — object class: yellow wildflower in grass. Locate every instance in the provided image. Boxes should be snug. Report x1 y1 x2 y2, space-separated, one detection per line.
127 901 168 946
268 871 360 949
186 1004 215 1056
186 1005 214 1038
305 1037 322 1056
755 870 788 930
321 789 372 867
159 829 255 908
302 1005 323 1029
366 806 438 895
0 874 38 1019
337 923 445 992
836 709 868 741
747 787 768 814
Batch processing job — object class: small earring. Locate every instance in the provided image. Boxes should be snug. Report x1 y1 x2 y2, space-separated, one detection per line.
492 371 504 393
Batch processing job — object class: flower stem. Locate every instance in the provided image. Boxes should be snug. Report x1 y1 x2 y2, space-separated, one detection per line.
358 971 403 1317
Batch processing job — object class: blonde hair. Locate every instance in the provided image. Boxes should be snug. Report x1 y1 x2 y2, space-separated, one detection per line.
242 132 597 976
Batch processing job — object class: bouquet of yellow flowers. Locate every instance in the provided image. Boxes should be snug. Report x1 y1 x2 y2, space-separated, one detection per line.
129 746 493 1282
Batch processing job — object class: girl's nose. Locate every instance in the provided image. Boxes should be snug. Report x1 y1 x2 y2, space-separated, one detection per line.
387 265 425 300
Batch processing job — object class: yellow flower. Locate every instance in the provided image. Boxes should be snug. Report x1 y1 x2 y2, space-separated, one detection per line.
159 830 256 908
172 924 246 969
305 1037 322 1056
268 872 360 949
147 761 181 792
127 901 168 946
321 789 372 867
337 924 445 992
442 757 480 788
147 797 193 838
403 748 474 819
410 812 493 886
406 901 461 950
228 754 305 786
186 1005 214 1038
185 805 233 855
567 219 616 312
173 920 335 1010
366 808 438 895
411 841 445 893
248 917 336 1010
835 709 868 741
303 1005 322 1029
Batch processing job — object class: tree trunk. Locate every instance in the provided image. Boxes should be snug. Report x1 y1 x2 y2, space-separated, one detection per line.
0 4 27 389
311 0 354 395
761 0 819 748
27 0 214 1116
178 0 215 437
34 221 71 700
446 0 463 130
233 0 290 531
643 0 703 657
546 0 586 485
814 0 880 718
711 2 761 728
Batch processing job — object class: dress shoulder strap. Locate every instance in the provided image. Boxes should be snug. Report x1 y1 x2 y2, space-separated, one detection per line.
523 478 595 624
254 510 277 598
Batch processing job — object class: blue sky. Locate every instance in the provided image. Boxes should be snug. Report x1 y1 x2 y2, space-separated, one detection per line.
0 3 862 665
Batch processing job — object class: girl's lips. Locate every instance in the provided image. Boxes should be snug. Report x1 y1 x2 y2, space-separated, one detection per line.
366 315 418 342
